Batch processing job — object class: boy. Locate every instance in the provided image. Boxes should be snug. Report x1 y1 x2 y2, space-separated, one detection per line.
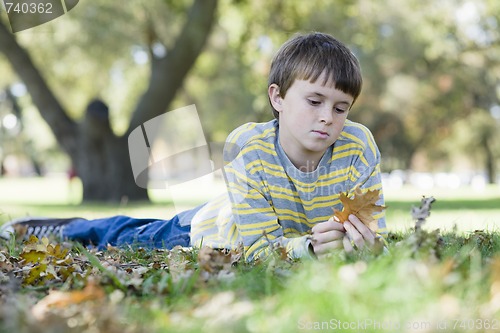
0 32 386 261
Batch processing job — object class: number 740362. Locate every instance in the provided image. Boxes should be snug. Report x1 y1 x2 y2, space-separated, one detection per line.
3 2 53 14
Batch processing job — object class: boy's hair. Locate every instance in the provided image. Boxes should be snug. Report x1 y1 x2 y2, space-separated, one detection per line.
268 32 363 119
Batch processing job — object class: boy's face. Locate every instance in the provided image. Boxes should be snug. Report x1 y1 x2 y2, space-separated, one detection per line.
269 73 354 170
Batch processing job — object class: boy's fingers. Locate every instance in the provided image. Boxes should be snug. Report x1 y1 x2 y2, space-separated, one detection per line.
348 215 375 245
311 218 345 234
311 230 344 244
314 239 343 256
344 221 364 249
343 235 354 253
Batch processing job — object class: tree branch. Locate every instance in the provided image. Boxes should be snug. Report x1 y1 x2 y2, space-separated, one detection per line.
127 0 218 134
0 20 78 155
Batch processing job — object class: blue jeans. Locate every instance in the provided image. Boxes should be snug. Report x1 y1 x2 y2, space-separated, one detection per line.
63 204 205 250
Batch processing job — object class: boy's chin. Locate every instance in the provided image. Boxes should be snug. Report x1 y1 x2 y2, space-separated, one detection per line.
306 140 334 151
303 144 330 155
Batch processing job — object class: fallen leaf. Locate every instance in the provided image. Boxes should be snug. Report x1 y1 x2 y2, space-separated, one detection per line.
333 186 386 232
32 280 105 320
20 250 48 264
47 243 70 259
197 246 242 278
198 247 232 273
18 236 79 286
490 256 500 297
0 251 15 271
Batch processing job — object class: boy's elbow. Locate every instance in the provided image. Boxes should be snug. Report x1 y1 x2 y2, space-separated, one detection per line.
243 244 269 262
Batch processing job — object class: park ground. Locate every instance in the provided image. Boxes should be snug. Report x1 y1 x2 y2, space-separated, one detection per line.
1 175 499 232
1 177 500 333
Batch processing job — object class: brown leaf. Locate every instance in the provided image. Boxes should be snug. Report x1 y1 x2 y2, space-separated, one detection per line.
333 186 386 232
490 256 500 297
198 247 232 273
197 246 242 274
32 280 105 320
0 251 15 271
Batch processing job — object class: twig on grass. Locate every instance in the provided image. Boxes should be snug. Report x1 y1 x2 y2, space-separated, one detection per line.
411 196 436 230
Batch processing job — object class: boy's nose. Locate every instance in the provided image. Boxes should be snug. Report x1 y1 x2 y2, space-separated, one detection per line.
319 107 333 124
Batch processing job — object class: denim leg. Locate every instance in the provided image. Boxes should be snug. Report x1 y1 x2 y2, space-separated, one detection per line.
62 204 205 250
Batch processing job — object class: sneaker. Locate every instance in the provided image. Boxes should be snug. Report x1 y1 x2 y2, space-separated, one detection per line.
0 217 79 241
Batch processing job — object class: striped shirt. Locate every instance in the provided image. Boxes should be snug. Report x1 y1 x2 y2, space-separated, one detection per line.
190 119 386 261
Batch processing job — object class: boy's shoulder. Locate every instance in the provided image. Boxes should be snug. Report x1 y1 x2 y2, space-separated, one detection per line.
226 119 278 148
338 120 377 148
337 120 379 158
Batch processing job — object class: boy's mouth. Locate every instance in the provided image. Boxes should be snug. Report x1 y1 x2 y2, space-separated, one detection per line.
312 130 329 138
313 130 329 136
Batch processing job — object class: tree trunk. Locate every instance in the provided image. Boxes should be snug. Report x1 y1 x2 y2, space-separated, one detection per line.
0 0 218 202
76 135 147 202
482 139 496 184
75 100 148 202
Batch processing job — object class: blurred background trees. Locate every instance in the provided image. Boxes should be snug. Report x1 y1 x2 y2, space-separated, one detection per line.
0 0 217 201
0 0 498 202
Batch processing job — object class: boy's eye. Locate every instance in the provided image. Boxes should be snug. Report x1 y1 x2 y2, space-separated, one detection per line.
307 99 321 106
335 108 347 114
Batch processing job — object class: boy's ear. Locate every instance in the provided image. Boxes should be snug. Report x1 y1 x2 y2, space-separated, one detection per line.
268 84 283 112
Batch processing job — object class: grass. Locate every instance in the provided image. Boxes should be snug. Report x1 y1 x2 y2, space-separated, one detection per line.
4 229 500 332
1 177 500 332
0 175 227 221
384 184 500 233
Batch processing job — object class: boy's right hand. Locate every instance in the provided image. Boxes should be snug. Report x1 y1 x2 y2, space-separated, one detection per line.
311 216 346 258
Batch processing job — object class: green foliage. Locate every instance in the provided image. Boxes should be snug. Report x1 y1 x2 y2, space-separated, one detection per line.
1 0 500 176
446 110 500 182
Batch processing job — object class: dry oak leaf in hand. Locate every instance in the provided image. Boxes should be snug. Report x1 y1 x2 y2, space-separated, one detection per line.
333 186 386 232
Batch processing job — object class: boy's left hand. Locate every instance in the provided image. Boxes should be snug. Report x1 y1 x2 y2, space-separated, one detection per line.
342 214 376 253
